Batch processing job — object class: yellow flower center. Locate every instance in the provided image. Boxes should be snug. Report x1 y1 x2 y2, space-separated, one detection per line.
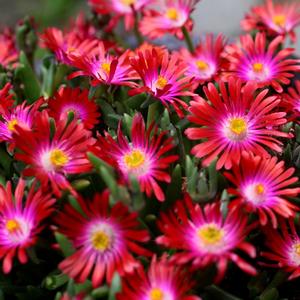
229 117 247 135
49 149 69 168
196 60 209 71
124 149 145 169
150 288 164 300
121 0 136 5
7 119 18 131
273 14 286 27
255 183 265 195
253 62 264 73
156 76 168 89
166 8 179 20
91 230 111 251
294 243 300 256
101 62 111 74
197 224 224 245
6 219 21 233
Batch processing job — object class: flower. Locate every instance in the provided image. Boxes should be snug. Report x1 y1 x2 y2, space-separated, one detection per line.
13 111 94 196
69 42 138 87
261 218 300 280
281 80 300 123
117 255 201 300
89 0 152 31
55 191 151 287
140 0 200 39
129 47 195 117
224 152 300 228
47 87 100 130
179 34 226 86
156 195 257 282
0 82 15 113
91 113 178 201
223 32 300 93
185 78 290 170
0 179 55 273
241 0 300 43
0 28 18 68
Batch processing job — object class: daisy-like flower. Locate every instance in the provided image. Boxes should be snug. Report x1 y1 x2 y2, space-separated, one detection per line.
224 152 300 228
0 83 15 113
55 191 151 287
156 195 257 282
180 34 226 86
185 78 290 170
69 42 138 87
140 0 200 39
261 218 300 280
281 80 300 123
117 255 201 300
13 111 94 196
91 113 178 201
241 0 300 43
89 0 152 31
0 179 55 273
223 32 300 93
0 28 18 68
48 87 100 130
129 47 195 117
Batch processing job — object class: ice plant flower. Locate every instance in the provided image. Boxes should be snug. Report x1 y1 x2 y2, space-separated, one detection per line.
13 111 94 196
55 191 151 287
69 42 138 87
241 0 300 43
223 32 300 93
156 195 257 282
117 255 201 300
224 152 300 228
0 179 55 273
185 79 290 170
0 28 18 68
48 87 100 130
140 0 200 39
180 34 226 86
129 48 195 117
91 113 178 201
261 219 300 280
89 0 152 31
281 80 300 123
0 82 15 113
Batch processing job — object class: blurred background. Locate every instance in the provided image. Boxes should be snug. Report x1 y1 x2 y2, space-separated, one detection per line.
0 0 299 51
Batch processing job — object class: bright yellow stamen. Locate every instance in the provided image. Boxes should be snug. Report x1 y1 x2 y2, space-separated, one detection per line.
6 219 21 233
166 8 179 20
101 62 111 74
7 119 18 131
229 118 247 135
91 230 111 251
156 76 168 89
150 288 164 300
196 60 209 71
294 243 300 256
253 62 264 73
255 184 265 195
273 14 286 27
197 224 224 245
124 150 145 169
121 0 136 5
50 149 69 168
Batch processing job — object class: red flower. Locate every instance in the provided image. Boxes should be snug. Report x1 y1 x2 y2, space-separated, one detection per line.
0 179 55 273
55 191 151 287
13 111 94 196
261 218 300 280
129 47 195 117
48 87 100 130
281 80 300 123
117 255 201 300
91 113 178 201
224 152 300 228
223 33 300 93
0 28 18 68
156 195 257 282
185 79 290 170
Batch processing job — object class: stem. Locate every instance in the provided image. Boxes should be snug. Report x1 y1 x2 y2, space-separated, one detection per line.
182 26 195 53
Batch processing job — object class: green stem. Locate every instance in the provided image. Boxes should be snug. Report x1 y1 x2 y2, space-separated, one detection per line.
182 26 195 53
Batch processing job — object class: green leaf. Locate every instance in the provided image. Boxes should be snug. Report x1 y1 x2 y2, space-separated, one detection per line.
54 232 75 257
205 285 243 300
259 288 279 300
43 273 69 290
108 272 121 300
